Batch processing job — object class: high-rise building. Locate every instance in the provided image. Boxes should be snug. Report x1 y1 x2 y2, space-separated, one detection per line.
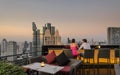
107 27 120 45
1 39 8 56
28 42 32 56
0 44 1 56
43 23 61 45
7 41 17 61
46 23 51 33
51 26 55 35
22 41 28 54
17 42 24 54
32 22 41 57
54 30 61 45
43 23 55 35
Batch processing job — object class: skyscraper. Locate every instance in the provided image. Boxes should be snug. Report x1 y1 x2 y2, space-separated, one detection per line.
43 23 55 35
54 30 61 45
32 22 41 57
17 42 24 54
1 39 8 56
7 41 17 61
43 23 61 45
0 44 1 56
107 27 120 45
51 26 55 35
22 41 28 54
46 23 51 33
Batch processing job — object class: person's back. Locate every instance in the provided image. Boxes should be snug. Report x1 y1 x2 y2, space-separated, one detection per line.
70 43 78 56
79 39 91 57
79 39 91 50
70 39 78 57
79 42 91 50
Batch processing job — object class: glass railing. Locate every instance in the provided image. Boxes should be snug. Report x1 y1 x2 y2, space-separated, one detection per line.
0 51 42 66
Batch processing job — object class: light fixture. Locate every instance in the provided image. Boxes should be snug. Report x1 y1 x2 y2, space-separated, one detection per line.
41 62 45 67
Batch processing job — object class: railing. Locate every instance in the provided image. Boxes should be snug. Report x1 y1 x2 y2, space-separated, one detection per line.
0 51 42 66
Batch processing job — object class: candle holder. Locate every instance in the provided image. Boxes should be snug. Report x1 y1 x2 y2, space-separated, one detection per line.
98 45 101 49
40 62 45 67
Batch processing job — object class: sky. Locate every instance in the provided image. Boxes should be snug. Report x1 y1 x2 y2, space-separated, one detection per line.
0 0 120 43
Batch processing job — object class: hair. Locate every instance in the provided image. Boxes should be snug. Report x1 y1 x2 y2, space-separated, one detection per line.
82 39 87 43
71 38 75 43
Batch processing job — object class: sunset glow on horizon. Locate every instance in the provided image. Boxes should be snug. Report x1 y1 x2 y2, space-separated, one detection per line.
0 0 120 42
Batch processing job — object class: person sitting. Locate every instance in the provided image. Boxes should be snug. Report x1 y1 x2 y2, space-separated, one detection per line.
70 38 79 59
78 39 91 57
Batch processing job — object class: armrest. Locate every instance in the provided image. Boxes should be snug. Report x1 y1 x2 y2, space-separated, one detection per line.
70 59 82 68
69 59 82 75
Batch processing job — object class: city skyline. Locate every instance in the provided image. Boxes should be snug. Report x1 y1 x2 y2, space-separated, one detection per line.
0 0 120 42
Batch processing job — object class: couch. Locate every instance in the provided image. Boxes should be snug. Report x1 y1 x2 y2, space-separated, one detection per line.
44 49 83 75
27 49 82 75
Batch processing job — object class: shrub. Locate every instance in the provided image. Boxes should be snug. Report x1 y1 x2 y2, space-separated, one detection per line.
0 61 27 75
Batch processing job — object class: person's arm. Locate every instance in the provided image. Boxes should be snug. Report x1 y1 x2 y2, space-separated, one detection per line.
78 44 83 51
76 43 79 49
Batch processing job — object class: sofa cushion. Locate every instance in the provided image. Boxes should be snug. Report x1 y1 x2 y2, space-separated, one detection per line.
56 52 70 66
63 49 73 58
45 51 56 64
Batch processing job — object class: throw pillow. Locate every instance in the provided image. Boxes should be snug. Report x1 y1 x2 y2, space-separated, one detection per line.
56 52 70 66
45 51 56 64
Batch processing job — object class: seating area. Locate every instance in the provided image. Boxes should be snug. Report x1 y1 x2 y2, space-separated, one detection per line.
25 49 82 75
22 48 120 75
79 48 120 64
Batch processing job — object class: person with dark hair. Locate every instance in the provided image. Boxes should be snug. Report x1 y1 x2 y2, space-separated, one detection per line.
78 39 91 57
79 39 91 50
70 38 79 58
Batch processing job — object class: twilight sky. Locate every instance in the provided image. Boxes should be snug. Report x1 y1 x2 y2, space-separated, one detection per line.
0 0 120 43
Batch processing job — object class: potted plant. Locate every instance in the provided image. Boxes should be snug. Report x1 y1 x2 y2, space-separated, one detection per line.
0 61 27 75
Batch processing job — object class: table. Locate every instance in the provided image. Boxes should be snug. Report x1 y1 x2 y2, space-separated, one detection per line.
23 62 64 75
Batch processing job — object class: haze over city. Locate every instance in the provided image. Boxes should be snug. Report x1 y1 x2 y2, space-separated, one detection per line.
0 0 120 43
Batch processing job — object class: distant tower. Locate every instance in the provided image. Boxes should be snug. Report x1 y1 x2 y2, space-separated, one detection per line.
7 41 17 61
43 23 61 45
108 27 120 45
29 42 32 52
0 44 1 56
17 42 24 54
54 30 61 45
47 23 51 33
22 41 28 54
51 26 55 35
44 29 51 45
1 39 8 55
32 22 40 57
43 23 55 45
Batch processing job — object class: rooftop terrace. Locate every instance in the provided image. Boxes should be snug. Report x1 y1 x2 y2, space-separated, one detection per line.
0 45 120 75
